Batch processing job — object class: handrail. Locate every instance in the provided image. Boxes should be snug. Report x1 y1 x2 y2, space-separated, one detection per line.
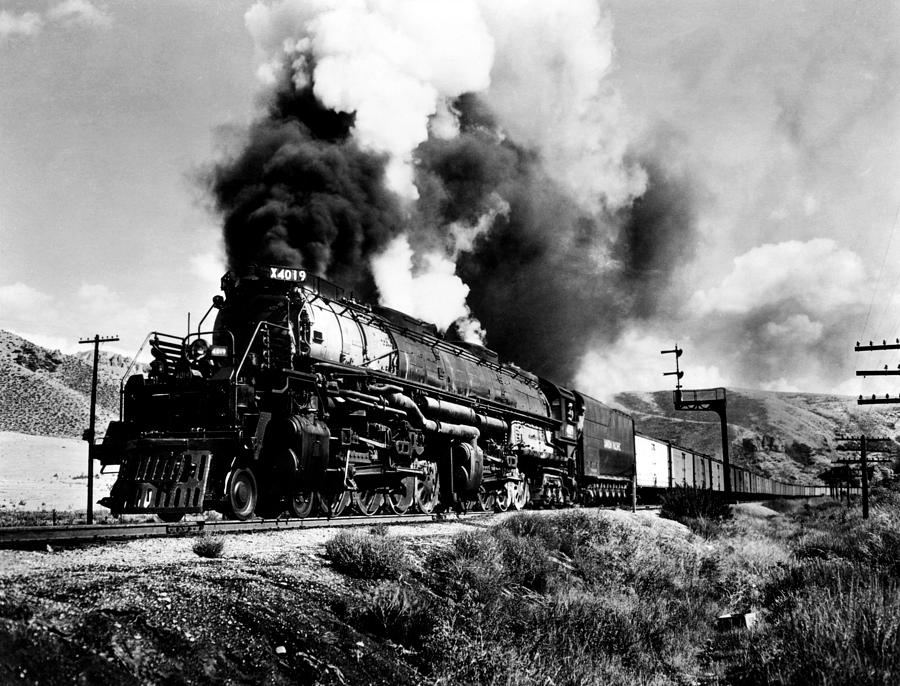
118 332 183 419
231 321 292 382
231 321 293 421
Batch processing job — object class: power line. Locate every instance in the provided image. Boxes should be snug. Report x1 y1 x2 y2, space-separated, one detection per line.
862 203 900 337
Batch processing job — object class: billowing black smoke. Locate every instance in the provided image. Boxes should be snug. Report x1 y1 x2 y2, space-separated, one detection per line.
207 65 405 299
208 65 697 385
412 102 697 382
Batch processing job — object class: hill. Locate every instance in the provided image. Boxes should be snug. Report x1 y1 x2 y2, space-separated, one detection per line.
614 388 900 481
0 330 138 438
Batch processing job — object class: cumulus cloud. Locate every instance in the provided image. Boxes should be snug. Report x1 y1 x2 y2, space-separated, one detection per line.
0 280 149 355
575 328 726 403
48 0 112 29
0 283 54 326
691 239 867 316
0 1 110 39
0 10 42 38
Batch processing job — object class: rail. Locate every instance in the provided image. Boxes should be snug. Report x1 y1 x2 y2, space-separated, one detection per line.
0 512 487 550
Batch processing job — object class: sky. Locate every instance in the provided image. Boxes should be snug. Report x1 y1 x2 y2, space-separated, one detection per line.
1 0 899 400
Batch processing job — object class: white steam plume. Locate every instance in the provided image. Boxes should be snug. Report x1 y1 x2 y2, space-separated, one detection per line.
371 235 484 340
475 0 647 212
371 194 508 339
245 0 494 199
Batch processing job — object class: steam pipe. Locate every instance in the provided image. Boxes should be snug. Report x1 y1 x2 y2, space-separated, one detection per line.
382 391 480 440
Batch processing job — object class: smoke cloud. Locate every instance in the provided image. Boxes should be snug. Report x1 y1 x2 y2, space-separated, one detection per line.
208 0 699 389
207 67 406 298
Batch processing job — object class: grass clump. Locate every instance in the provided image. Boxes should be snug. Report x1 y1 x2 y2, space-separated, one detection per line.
340 581 436 649
325 530 410 580
334 492 900 685
191 533 225 558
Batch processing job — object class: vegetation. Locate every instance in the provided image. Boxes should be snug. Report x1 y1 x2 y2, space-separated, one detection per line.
325 530 411 580
328 485 900 685
191 533 225 558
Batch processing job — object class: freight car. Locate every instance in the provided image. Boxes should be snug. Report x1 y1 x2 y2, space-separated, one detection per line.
95 266 636 521
635 433 827 501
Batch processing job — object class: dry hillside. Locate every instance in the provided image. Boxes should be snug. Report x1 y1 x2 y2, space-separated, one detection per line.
0 331 134 438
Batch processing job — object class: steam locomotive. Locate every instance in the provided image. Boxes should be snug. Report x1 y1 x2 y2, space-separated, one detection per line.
94 266 823 521
95 266 635 521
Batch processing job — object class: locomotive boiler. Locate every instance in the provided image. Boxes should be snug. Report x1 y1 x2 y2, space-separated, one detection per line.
95 266 636 521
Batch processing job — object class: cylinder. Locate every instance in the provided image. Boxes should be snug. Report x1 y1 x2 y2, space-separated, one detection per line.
421 397 478 425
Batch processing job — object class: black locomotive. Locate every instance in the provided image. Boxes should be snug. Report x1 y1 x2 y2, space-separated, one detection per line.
95 265 635 521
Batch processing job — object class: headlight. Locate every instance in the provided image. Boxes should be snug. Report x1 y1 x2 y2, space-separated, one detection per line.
187 338 210 362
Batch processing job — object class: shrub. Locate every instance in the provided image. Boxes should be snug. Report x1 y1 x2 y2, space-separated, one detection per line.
343 581 436 648
660 486 732 524
426 530 505 605
325 531 410 579
192 533 225 558
493 528 556 592
734 571 900 685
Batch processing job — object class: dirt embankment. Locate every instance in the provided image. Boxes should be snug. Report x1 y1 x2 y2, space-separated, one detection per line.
0 517 495 685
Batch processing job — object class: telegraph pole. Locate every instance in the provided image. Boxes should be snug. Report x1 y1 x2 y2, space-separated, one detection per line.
855 338 900 405
661 345 732 500
834 434 893 519
78 334 119 524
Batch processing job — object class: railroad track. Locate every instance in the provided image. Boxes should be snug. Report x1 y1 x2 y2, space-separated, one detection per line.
0 512 488 550
0 504 660 550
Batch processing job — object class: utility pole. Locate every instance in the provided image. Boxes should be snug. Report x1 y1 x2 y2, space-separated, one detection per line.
855 338 900 405
661 345 732 500
834 434 893 519
78 334 119 524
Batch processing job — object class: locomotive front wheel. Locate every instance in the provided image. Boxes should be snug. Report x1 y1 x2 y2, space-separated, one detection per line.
354 490 383 516
254 497 285 519
414 462 440 515
512 480 530 511
384 477 414 515
225 468 258 521
288 491 316 518
317 491 350 518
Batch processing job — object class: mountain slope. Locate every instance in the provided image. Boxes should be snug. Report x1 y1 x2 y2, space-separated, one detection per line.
0 331 134 438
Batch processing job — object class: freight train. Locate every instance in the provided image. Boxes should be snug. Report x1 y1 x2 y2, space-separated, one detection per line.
94 266 823 521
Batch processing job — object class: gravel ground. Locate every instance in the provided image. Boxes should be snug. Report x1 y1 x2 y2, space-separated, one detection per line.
0 512 514 685
0 509 672 685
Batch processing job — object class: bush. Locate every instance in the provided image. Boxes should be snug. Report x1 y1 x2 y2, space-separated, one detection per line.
660 486 732 524
342 581 436 648
192 533 225 558
734 570 900 685
325 531 410 580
